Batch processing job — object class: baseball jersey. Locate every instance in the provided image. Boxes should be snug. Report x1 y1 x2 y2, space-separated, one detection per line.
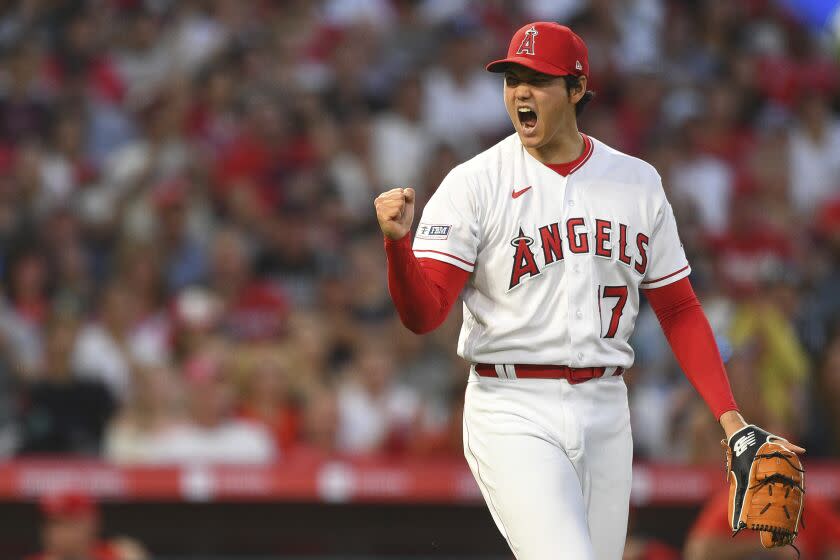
412 133 690 368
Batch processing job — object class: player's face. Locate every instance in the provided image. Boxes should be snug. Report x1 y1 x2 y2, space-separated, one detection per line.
503 66 576 150
43 517 96 556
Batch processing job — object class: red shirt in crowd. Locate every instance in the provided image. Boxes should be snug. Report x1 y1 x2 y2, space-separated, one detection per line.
238 404 301 453
224 281 290 341
708 227 793 296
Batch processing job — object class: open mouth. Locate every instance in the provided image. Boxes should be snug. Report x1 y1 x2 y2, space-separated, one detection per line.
517 107 538 131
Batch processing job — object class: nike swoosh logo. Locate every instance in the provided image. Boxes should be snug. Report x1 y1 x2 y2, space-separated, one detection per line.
512 186 532 199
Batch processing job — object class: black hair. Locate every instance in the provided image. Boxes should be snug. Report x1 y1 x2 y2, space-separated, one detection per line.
561 75 595 116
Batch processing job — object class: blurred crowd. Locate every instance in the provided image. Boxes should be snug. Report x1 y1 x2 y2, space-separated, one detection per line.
0 0 837 467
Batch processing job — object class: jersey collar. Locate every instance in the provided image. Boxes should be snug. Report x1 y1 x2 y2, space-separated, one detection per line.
542 134 593 177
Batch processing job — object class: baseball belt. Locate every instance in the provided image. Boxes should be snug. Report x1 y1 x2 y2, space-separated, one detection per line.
474 363 624 383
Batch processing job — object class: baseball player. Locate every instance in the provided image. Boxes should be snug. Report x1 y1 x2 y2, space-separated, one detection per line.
27 492 148 560
374 22 805 560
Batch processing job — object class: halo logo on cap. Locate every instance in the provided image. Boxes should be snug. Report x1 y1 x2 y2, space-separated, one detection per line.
575 60 583 71
516 26 538 56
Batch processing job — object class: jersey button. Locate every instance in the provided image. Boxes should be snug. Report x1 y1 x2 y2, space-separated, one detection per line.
573 264 581 273
575 310 583 318
577 352 584 361
568 199 575 206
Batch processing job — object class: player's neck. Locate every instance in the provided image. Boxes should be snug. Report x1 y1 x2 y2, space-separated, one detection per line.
525 127 584 165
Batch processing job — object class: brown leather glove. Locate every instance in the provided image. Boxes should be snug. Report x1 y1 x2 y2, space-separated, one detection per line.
722 425 805 552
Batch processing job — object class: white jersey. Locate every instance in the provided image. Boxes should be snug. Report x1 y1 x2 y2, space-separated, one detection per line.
412 133 690 368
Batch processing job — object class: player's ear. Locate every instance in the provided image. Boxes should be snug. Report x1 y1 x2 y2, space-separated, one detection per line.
570 75 587 104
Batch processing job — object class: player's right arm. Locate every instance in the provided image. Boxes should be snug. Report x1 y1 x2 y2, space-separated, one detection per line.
375 187 469 334
374 187 416 241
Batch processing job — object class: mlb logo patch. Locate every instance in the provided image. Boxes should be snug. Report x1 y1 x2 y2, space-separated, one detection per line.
417 224 451 240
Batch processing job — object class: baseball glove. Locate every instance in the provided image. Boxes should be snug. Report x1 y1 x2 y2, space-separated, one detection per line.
722 425 805 554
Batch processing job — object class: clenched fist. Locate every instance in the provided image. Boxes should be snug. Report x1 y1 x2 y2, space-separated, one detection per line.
374 187 415 240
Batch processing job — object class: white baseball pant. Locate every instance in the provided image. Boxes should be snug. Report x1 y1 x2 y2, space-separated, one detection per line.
463 367 633 560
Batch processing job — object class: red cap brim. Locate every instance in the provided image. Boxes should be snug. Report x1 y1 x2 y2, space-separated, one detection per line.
486 56 574 76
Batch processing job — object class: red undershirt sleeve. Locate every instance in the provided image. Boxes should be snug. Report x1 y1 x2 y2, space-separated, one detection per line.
384 234 470 334
644 277 739 420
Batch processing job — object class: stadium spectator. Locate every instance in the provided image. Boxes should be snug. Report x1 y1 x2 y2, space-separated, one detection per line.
0 293 42 381
70 283 141 401
232 347 301 455
407 382 465 458
113 241 170 366
806 329 840 457
41 208 95 314
18 314 115 456
101 91 191 210
336 342 421 454
209 228 289 341
170 286 224 362
254 205 322 306
38 110 94 212
112 9 173 107
421 17 509 151
27 491 148 560
4 247 51 329
143 352 275 464
149 177 209 293
788 93 840 216
104 365 184 464
344 235 393 325
707 190 793 297
728 261 810 434
328 110 379 223
371 74 432 194
0 42 51 143
298 384 341 457
800 200 840 355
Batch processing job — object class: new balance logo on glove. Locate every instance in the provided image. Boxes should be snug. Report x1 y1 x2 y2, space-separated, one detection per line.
733 431 756 456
